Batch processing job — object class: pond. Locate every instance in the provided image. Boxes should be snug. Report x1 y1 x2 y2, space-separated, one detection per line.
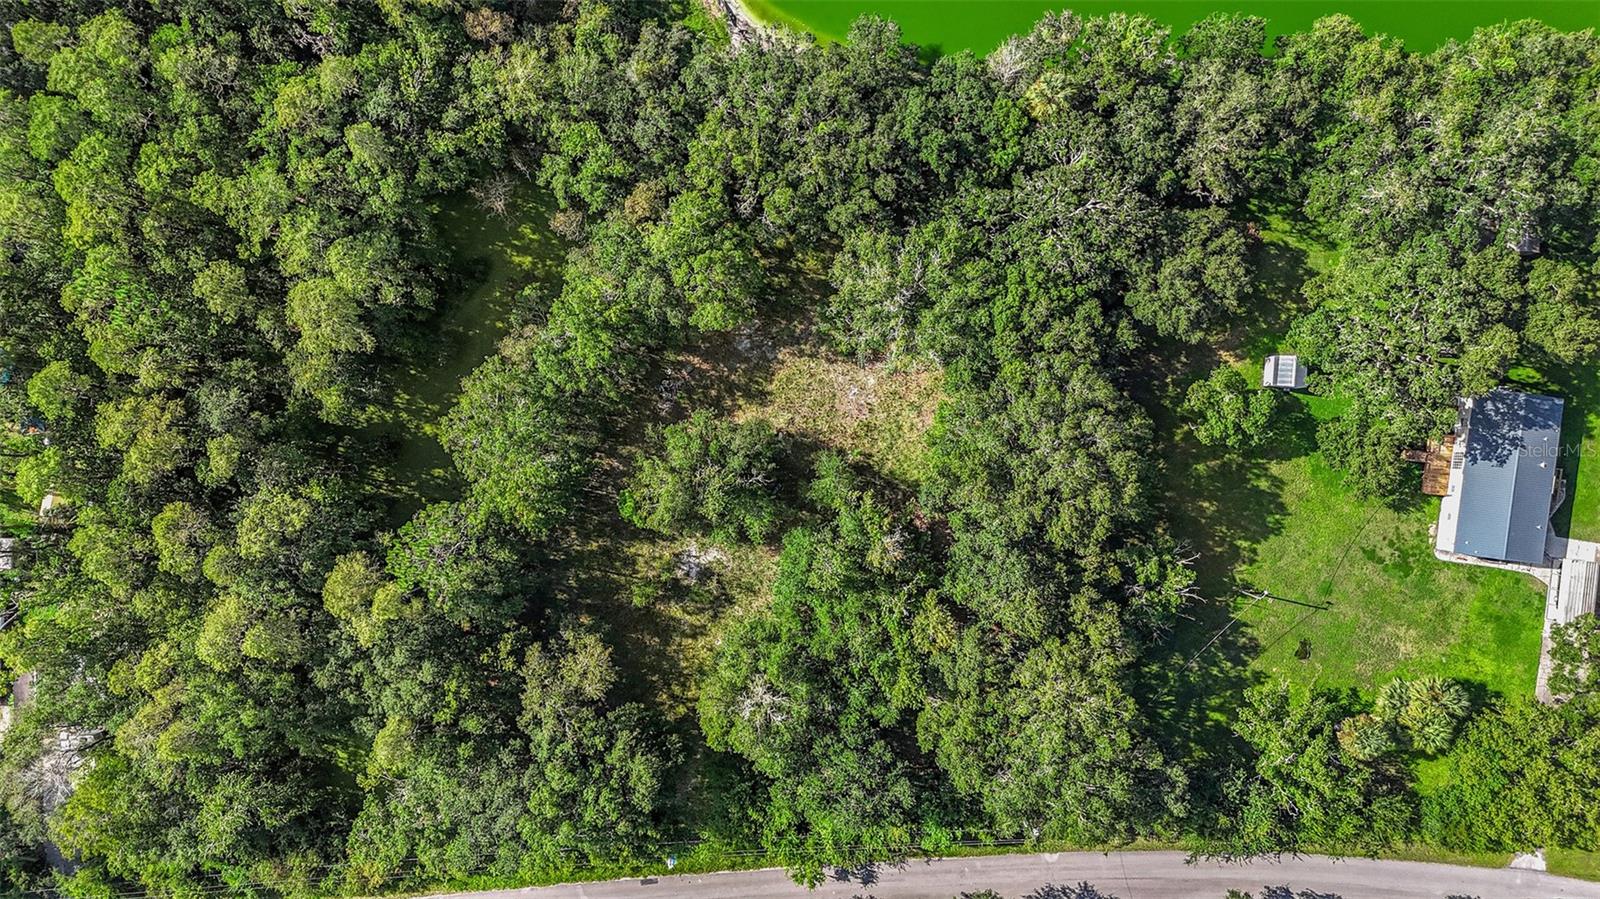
743 0 1600 53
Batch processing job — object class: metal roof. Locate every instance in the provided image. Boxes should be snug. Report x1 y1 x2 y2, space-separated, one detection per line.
1262 354 1306 389
1559 552 1598 620
1451 389 1564 565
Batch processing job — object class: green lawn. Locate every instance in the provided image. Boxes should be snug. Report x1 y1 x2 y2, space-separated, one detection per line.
1549 848 1600 881
1163 391 1545 701
1228 405 1544 696
1152 214 1546 707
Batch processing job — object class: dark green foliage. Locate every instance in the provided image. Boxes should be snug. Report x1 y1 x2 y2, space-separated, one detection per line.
1209 684 1415 858
3 1 1600 894
1548 616 1600 698
1423 699 1600 852
699 456 943 874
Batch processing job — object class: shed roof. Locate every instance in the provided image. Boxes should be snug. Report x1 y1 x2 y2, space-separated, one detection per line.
1450 389 1564 565
1262 354 1306 389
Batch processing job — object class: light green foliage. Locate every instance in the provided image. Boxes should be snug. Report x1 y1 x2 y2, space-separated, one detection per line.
700 455 935 872
1182 365 1283 452
1338 676 1471 760
1424 700 1600 852
1337 713 1397 761
519 630 670 864
1525 259 1600 364
234 479 365 587
190 260 254 326
1387 676 1471 754
620 410 784 543
646 190 763 330
68 507 153 598
25 360 90 421
45 12 148 131
93 395 186 487
1548 616 1600 698
444 354 590 536
52 132 135 250
11 448 60 506
321 551 387 645
10 21 71 67
150 501 215 582
26 94 85 163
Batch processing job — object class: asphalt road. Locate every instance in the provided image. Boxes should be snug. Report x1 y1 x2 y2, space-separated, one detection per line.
428 852 1600 899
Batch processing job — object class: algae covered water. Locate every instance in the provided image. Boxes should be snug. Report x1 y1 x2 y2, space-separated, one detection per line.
743 0 1600 52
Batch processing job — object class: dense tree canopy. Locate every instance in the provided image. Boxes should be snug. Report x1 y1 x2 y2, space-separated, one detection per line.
1 2 1598 897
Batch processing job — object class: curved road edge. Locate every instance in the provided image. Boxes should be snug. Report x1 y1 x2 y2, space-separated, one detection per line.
425 850 1600 899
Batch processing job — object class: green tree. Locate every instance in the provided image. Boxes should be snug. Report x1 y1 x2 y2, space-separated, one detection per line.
1548 616 1600 698
1182 366 1283 452
620 411 783 543
1211 683 1415 858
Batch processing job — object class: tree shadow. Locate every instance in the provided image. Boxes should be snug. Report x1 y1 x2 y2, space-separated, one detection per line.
1025 883 1120 899
1127 213 1328 769
350 184 567 527
1512 353 1600 540
1231 234 1317 366
1260 887 1345 899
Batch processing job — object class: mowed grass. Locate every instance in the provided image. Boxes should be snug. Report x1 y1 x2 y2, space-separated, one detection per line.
1226 412 1544 695
1156 213 1545 704
1549 849 1600 881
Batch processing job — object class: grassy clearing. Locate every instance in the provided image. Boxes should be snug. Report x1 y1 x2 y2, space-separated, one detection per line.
363 186 565 523
734 349 943 486
1148 213 1545 723
1224 409 1544 696
561 530 780 724
552 305 944 730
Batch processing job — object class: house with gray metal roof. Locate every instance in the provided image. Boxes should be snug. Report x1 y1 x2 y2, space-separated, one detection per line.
1434 389 1564 566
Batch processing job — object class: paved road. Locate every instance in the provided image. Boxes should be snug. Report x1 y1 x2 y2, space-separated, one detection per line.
430 852 1600 899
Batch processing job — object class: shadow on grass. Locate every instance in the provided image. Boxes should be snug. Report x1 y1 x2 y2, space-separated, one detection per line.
1509 352 1600 541
352 183 568 528
1127 212 1328 769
